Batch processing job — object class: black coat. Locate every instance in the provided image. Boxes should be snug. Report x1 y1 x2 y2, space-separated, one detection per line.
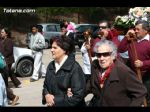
42 56 86 106
86 59 147 107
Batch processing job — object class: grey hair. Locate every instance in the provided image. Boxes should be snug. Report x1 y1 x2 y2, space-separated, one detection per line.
93 39 117 59
135 20 150 32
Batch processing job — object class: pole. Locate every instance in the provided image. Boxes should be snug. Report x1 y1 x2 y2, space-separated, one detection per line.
129 34 147 107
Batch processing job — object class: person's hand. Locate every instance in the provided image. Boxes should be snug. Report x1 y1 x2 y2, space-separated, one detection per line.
45 94 55 107
125 29 136 41
85 44 91 50
67 88 73 97
134 60 143 68
100 29 109 38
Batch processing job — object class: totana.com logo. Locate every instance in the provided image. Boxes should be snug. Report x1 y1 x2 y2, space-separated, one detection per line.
3 8 36 13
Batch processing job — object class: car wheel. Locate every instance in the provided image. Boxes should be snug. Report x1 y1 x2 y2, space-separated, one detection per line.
16 59 33 77
45 41 49 49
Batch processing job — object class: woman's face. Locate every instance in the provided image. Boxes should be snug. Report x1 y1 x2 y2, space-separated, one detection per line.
97 44 114 69
51 41 66 62
1 29 7 39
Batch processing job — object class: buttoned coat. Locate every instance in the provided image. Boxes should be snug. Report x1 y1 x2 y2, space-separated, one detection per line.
86 59 147 106
42 56 86 106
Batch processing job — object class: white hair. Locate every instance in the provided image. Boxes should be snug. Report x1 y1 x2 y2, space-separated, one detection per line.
93 39 117 59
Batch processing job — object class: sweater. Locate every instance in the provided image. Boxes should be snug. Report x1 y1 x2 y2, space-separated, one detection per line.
118 35 150 74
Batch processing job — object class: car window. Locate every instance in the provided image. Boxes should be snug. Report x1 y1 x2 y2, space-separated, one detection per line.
46 25 57 32
76 26 90 32
90 26 99 32
56 25 61 32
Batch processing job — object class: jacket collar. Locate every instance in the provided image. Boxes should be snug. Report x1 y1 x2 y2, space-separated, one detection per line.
48 56 75 71
108 59 120 82
93 59 120 82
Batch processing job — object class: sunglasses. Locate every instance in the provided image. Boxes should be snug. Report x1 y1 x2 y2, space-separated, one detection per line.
99 26 107 29
95 52 112 58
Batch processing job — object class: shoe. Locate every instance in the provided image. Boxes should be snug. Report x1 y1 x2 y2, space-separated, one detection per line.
15 84 22 88
8 100 12 105
11 96 19 106
41 75 46 78
30 78 38 82
16 85 22 88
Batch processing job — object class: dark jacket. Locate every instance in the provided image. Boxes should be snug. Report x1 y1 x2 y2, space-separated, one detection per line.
86 59 147 107
1 38 14 65
42 56 86 107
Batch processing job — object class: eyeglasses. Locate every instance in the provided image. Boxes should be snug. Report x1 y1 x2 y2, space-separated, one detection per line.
95 52 112 58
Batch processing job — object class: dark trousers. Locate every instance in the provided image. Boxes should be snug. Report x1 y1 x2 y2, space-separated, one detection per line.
8 64 21 87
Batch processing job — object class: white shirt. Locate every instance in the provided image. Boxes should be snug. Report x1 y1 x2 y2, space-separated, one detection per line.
137 34 150 43
29 32 45 51
118 35 129 59
80 43 91 75
55 55 68 73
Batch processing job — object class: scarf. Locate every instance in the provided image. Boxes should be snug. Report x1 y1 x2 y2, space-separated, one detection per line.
99 63 114 88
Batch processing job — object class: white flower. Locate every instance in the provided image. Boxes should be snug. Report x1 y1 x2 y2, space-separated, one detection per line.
128 7 150 25
115 16 121 22
129 7 144 19
121 15 129 23
142 17 148 21
144 7 150 13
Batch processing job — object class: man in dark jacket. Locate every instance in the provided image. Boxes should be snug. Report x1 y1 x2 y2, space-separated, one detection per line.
86 39 147 106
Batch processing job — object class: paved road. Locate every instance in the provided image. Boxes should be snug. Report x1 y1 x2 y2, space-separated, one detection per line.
10 47 93 107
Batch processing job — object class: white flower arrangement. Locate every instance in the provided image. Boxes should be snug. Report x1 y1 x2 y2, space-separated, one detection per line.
114 7 150 30
114 15 135 29
129 7 150 24
129 7 144 19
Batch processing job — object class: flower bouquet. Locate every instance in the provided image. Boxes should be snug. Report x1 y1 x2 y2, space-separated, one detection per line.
113 7 150 30
129 7 150 24
113 15 135 30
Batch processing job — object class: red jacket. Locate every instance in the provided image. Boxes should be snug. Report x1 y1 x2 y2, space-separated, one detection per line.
107 28 120 47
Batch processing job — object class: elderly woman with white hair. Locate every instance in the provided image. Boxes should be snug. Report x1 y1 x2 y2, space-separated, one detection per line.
86 39 147 107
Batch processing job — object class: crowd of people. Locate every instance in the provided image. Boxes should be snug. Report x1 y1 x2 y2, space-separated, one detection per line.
42 19 150 107
0 17 150 107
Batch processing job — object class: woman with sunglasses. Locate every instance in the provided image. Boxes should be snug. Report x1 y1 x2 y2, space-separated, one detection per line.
86 39 147 106
42 36 86 107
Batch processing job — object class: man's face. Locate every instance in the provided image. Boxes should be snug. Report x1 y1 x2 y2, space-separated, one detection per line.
97 44 114 69
99 22 108 30
31 27 38 34
135 24 148 39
